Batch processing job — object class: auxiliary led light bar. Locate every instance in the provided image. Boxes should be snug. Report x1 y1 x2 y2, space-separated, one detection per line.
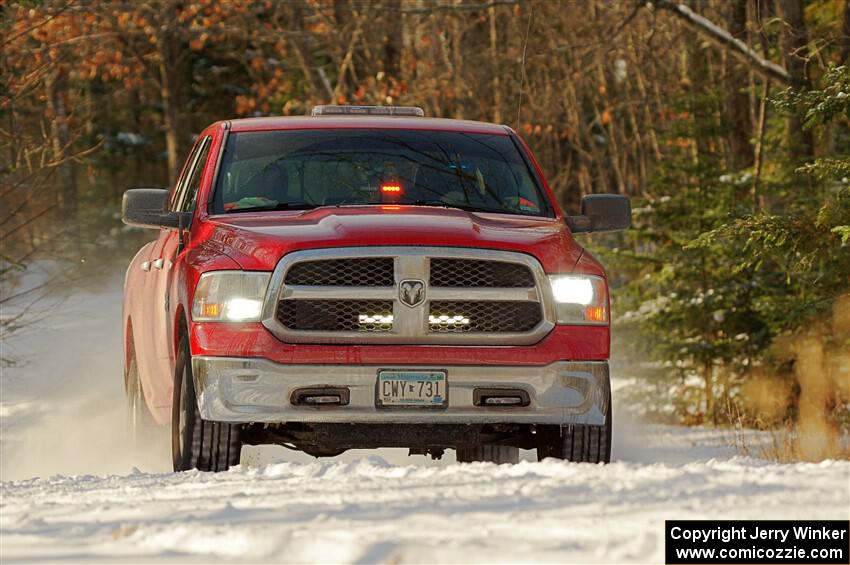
357 314 472 326
431 315 470 325
359 314 394 325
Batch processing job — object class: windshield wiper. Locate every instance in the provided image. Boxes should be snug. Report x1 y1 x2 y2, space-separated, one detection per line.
223 201 317 213
409 200 514 215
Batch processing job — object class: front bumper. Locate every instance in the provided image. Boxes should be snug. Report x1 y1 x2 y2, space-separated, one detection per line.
192 357 610 426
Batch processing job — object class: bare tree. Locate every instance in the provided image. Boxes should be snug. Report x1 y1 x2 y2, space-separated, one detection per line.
776 0 814 158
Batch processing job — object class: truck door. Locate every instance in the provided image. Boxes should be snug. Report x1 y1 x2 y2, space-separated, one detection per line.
144 137 211 415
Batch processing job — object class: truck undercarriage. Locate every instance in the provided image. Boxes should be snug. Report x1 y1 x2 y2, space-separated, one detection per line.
241 420 612 464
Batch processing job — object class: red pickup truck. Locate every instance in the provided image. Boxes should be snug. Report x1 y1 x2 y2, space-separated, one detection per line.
122 106 630 472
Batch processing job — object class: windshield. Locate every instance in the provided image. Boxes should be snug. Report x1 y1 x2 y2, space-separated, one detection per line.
210 129 553 217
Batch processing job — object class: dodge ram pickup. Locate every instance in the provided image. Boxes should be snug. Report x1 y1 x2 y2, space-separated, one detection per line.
122 105 630 472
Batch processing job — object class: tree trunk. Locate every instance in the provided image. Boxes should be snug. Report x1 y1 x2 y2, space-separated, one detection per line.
841 0 850 64
723 0 754 170
776 0 814 159
44 69 76 216
383 0 402 77
751 77 770 210
286 2 322 101
333 0 355 99
488 5 502 123
450 15 466 119
156 23 188 186
704 364 715 424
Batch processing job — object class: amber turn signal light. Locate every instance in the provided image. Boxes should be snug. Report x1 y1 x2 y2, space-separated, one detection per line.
585 305 607 323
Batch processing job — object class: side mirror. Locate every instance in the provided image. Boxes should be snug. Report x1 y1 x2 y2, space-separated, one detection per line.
122 189 188 229
566 194 631 233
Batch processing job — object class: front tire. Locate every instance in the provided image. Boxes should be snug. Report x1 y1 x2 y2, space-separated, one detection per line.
172 336 242 472
537 391 612 464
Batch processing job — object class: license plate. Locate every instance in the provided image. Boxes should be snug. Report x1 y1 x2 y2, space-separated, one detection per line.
377 370 447 407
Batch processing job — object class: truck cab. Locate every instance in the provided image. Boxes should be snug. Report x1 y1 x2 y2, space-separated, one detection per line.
122 106 630 471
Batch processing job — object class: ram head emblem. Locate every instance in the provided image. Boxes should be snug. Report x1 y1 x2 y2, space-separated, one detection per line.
399 279 426 308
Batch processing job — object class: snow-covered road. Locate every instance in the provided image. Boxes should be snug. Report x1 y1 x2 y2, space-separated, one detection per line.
1 266 848 563
2 439 848 564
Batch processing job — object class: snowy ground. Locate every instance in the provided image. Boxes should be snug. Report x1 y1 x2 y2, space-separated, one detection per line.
1 266 848 563
3 450 847 564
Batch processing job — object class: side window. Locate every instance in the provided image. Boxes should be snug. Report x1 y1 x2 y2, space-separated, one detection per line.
169 141 203 209
174 137 211 212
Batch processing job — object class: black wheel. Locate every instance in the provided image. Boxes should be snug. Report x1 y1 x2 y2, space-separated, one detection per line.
172 336 242 472
456 445 519 464
125 352 154 442
537 391 612 464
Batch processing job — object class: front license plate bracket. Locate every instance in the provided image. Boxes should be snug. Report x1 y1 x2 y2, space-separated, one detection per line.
376 370 448 408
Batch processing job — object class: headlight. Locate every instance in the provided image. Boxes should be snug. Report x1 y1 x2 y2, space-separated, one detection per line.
192 271 271 322
548 274 608 325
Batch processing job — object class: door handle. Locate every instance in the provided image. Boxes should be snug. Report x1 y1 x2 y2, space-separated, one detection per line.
152 258 164 270
140 261 151 271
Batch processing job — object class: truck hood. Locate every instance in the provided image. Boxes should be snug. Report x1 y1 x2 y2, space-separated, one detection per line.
197 206 592 274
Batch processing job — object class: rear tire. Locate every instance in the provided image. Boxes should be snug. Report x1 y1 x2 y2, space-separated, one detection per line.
537 391 612 463
172 336 242 472
456 445 519 464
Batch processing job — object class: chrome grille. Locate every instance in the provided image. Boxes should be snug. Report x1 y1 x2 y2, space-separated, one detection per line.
429 301 542 333
278 300 394 332
430 259 535 288
262 247 555 345
285 258 394 286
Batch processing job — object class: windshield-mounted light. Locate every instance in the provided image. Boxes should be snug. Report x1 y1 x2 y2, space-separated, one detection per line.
192 271 271 322
548 274 608 325
380 183 402 193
